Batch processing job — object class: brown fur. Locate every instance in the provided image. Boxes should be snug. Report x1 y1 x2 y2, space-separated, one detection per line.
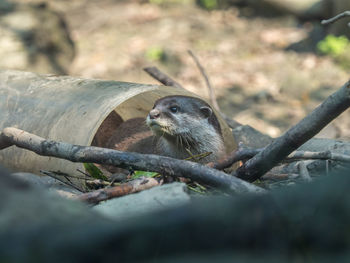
100 96 225 174
106 117 155 154
91 111 123 147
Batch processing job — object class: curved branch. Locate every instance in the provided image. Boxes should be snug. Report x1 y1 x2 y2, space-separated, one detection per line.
0 127 265 194
321 11 350 26
235 80 350 182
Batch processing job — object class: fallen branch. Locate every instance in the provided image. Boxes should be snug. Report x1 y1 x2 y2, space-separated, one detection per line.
321 11 350 26
143 67 183 89
76 177 160 204
288 150 350 162
211 147 350 171
235 80 350 182
0 127 265 194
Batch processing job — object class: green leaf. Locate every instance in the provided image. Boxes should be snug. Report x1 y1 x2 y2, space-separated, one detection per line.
317 35 349 57
187 184 207 194
145 47 166 62
131 170 159 179
83 163 108 181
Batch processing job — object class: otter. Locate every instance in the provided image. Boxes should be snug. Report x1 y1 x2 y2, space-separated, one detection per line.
146 95 225 163
105 95 226 170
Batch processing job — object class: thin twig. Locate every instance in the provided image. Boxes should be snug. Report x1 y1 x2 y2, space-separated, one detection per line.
288 150 350 162
40 170 85 192
184 150 212 162
210 145 350 171
143 67 183 89
187 50 221 112
321 11 350 26
77 168 93 178
76 176 160 204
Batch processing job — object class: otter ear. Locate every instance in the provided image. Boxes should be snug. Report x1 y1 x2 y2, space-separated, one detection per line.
200 106 212 118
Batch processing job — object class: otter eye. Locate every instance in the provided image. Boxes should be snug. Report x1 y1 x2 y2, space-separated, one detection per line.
170 106 178 113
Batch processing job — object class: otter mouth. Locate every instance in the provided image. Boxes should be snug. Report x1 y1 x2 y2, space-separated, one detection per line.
147 120 173 136
147 120 161 128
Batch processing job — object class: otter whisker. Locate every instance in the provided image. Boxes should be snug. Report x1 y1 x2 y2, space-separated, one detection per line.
179 135 184 149
147 95 226 163
183 135 192 151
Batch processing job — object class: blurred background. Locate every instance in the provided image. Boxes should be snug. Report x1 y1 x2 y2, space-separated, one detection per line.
1 0 350 139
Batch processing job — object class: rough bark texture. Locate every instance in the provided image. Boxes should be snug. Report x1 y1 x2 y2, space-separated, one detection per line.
236 80 350 182
0 127 265 194
232 125 350 176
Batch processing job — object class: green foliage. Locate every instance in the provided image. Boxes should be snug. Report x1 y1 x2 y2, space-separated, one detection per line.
317 35 349 57
196 0 218 10
83 163 108 181
187 182 207 194
130 170 159 180
145 47 166 62
317 35 350 69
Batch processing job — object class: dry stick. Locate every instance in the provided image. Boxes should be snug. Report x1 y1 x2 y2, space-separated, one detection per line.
211 147 350 170
321 11 350 26
76 177 160 205
187 50 242 127
143 67 183 89
0 127 265 194
187 50 221 112
288 150 350 162
235 80 350 182
40 170 85 192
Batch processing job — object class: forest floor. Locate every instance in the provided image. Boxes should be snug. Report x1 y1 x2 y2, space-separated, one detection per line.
23 0 350 139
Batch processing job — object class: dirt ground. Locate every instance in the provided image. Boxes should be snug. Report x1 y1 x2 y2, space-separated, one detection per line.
18 0 350 139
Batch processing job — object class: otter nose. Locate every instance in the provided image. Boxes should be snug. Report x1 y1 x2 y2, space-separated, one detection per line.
149 109 160 119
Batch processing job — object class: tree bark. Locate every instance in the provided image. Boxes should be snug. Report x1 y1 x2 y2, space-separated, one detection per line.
0 127 266 194
235 80 350 182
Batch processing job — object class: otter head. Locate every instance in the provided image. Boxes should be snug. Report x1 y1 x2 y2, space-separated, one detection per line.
146 95 222 143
